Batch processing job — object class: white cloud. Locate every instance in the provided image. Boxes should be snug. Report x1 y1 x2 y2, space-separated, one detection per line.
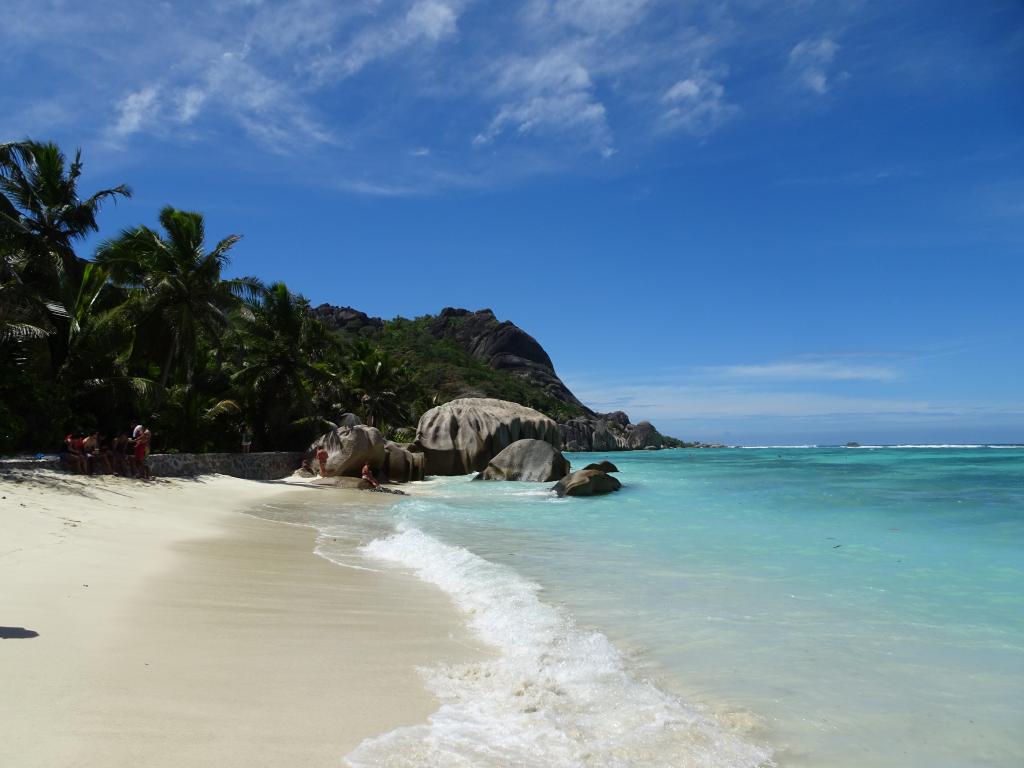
587 386 936 420
176 87 207 123
108 48 336 150
703 360 901 382
788 36 842 94
310 0 461 81
407 0 459 40
563 376 1024 425
336 178 421 196
7 0 885 190
474 50 612 153
112 86 161 136
660 69 738 135
524 0 650 35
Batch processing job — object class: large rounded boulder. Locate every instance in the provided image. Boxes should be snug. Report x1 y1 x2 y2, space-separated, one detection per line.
383 441 425 483
414 397 561 476
582 460 619 473
334 412 363 428
551 469 622 497
310 425 386 477
475 439 570 482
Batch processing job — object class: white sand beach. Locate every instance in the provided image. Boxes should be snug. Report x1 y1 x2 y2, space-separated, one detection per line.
0 471 480 767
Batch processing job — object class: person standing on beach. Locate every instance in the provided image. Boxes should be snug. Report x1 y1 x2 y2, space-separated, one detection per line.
241 427 252 454
134 426 151 480
316 445 328 476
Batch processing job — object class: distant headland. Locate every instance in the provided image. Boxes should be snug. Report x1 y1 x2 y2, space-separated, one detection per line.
310 304 688 452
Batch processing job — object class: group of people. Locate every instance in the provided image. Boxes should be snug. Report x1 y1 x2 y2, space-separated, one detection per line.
61 423 152 479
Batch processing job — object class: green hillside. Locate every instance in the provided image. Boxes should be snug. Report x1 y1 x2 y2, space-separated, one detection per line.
329 315 588 425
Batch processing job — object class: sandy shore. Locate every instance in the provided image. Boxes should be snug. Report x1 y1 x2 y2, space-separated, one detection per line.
0 470 481 767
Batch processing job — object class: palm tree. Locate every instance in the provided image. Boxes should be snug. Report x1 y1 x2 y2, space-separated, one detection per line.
0 248 53 344
347 339 411 429
0 140 130 371
96 206 263 391
0 140 131 280
226 282 343 446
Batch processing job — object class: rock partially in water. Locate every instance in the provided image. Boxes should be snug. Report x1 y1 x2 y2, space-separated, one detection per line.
475 438 571 482
560 413 674 451
551 469 622 497
414 397 561 476
583 460 619 473
383 441 425 483
311 425 385 477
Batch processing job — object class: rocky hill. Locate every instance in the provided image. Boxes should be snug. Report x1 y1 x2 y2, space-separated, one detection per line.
310 303 683 450
426 308 590 412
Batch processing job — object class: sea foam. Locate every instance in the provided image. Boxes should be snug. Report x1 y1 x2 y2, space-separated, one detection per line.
346 519 772 768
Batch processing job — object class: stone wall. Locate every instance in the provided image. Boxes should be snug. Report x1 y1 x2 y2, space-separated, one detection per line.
147 452 304 480
1 452 305 480
0 456 62 472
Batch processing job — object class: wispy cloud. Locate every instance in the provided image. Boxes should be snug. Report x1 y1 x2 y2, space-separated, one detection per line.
702 359 901 382
309 0 462 82
563 377 1024 428
474 49 612 154
788 36 844 94
659 68 738 135
105 46 337 150
112 86 161 137
522 0 651 35
6 0 989 192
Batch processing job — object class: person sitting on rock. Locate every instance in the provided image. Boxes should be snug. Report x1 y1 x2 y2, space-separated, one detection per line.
61 432 86 474
316 445 329 476
82 431 112 475
361 463 379 488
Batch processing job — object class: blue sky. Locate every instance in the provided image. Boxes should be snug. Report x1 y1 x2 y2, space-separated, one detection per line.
3 0 1022 444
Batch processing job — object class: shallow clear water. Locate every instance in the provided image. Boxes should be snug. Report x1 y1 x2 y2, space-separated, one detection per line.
263 447 1024 766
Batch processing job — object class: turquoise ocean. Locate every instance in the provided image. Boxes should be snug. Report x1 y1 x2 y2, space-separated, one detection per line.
258 447 1024 767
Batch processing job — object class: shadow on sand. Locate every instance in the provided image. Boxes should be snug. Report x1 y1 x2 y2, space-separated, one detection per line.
1 626 40 639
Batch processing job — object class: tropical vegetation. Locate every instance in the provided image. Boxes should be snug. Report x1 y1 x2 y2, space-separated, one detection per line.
0 138 584 454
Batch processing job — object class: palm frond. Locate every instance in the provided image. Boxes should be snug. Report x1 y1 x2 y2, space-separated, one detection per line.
0 321 51 342
205 399 242 419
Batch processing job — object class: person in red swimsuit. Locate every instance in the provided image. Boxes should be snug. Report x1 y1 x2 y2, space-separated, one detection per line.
62 433 86 474
134 426 151 480
361 463 379 488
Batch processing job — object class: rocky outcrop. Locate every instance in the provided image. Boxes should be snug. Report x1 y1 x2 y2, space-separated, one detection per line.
311 424 386 477
583 460 619 473
551 469 622 497
383 441 425 483
334 412 363 428
414 397 561 476
310 304 384 336
560 412 678 451
474 439 570 482
308 302 689 451
428 308 589 411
